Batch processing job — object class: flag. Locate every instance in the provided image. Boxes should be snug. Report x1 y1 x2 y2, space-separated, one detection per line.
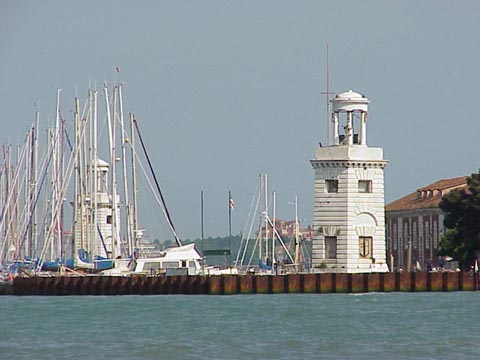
229 192 235 210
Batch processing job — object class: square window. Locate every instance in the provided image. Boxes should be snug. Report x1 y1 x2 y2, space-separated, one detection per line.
325 236 337 259
359 236 372 258
325 180 338 193
358 180 372 193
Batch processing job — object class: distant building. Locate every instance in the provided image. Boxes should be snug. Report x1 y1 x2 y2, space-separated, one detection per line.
258 218 312 240
385 176 468 271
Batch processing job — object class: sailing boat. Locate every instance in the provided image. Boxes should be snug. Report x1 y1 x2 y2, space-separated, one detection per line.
234 174 295 274
0 80 205 276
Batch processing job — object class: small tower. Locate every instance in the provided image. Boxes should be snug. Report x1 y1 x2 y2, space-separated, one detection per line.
74 158 120 259
310 90 389 273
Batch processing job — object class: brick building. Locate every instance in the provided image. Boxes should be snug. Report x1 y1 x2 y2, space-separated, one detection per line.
385 176 468 271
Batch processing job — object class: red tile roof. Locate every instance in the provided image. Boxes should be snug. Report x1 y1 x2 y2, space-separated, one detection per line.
386 176 468 212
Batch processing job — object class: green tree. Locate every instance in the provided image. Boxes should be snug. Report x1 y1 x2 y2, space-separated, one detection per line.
439 172 480 270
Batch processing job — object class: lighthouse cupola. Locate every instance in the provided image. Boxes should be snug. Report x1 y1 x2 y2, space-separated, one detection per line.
328 90 370 146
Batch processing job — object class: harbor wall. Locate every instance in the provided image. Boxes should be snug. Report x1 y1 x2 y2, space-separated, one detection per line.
11 272 479 295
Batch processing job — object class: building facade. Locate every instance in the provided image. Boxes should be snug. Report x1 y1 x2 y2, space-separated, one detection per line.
385 176 468 271
310 90 388 273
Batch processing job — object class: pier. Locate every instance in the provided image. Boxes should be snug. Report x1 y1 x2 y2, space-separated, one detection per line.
8 272 479 295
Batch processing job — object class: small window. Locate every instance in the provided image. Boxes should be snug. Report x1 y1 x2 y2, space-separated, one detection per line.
359 236 372 258
325 236 337 259
358 180 372 193
163 261 179 268
106 215 112 224
143 262 161 271
325 180 338 193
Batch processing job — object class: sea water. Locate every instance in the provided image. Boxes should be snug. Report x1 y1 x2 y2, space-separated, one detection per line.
0 292 478 360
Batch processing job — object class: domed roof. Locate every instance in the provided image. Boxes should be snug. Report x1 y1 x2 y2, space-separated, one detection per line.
89 158 110 169
335 90 366 101
331 89 369 112
96 158 110 167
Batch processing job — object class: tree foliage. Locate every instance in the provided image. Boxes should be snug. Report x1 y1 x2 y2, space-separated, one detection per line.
439 172 480 270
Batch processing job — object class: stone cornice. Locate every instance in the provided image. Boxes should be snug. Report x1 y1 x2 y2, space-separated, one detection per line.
310 159 389 169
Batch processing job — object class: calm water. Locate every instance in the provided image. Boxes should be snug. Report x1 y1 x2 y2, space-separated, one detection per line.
0 292 478 359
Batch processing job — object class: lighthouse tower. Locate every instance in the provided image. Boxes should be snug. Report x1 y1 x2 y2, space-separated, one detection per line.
310 90 389 273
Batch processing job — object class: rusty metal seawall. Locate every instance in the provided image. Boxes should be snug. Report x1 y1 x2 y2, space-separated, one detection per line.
11 272 479 295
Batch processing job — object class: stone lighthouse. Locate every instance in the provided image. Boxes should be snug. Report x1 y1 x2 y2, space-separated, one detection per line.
310 90 389 273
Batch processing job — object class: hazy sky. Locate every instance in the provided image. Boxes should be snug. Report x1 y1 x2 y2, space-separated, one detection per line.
1 1 479 241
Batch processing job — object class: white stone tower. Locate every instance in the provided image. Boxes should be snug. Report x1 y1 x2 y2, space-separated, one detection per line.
74 158 120 259
310 90 389 273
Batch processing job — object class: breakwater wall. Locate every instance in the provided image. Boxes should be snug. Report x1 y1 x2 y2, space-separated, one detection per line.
11 272 479 295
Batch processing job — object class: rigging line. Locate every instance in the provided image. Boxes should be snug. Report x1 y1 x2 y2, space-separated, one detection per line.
36 109 90 271
19 136 54 252
238 178 263 266
125 131 176 242
265 215 295 264
132 117 181 247
246 230 261 267
236 176 260 265
0 131 31 261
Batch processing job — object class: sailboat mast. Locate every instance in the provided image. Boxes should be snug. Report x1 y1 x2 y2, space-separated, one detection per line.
129 113 139 249
201 190 204 254
294 195 300 268
271 188 276 268
48 126 55 261
262 173 268 263
118 84 132 255
112 86 120 257
87 90 94 258
55 122 62 260
73 97 80 260
32 109 39 257
24 125 33 258
105 84 117 258
92 89 99 260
